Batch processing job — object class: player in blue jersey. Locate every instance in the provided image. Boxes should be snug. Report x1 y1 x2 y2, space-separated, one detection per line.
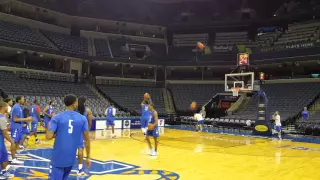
46 94 91 180
76 96 93 176
43 101 55 132
146 103 159 156
141 97 152 138
21 100 31 148
0 101 14 179
29 99 41 144
10 96 33 164
102 104 116 138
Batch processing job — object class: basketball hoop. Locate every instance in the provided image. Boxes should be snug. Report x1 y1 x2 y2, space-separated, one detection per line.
232 87 240 97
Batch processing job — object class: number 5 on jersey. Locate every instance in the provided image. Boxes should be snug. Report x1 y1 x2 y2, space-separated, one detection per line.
68 120 73 134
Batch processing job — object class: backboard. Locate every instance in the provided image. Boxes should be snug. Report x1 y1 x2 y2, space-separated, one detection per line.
225 72 254 92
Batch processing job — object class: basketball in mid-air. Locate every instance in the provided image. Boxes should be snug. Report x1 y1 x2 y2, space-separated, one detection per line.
197 42 205 50
144 93 150 100
190 101 197 110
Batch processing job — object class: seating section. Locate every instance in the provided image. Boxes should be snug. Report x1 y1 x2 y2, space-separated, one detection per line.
256 32 280 47
169 84 224 111
225 83 320 121
97 85 166 115
94 39 112 57
215 32 257 48
42 31 88 56
0 70 110 117
0 21 53 48
275 22 320 45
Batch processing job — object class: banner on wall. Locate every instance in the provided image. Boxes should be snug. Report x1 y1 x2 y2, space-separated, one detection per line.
93 118 166 131
213 45 234 53
258 42 317 52
123 120 131 129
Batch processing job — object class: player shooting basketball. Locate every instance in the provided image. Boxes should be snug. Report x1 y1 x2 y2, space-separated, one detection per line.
141 93 152 138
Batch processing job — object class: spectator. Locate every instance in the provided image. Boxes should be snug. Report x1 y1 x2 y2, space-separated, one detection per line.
301 107 309 120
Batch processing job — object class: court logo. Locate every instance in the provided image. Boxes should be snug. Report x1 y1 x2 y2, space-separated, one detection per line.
11 148 180 180
255 125 268 132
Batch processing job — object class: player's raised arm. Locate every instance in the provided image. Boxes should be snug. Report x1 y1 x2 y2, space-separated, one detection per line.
86 108 93 130
46 116 57 140
82 117 91 168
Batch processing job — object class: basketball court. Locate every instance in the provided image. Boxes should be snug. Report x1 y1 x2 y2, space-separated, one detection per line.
8 128 320 180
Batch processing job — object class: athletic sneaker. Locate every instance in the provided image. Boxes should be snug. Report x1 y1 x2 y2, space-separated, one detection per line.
11 158 24 164
151 151 158 156
2 171 14 178
0 175 6 180
77 169 86 176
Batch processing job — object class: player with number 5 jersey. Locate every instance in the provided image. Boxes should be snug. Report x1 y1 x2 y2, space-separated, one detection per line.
46 94 91 180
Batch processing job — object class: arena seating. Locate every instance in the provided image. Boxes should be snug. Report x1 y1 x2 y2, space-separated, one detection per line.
97 85 166 115
275 22 320 45
42 31 89 56
256 32 280 47
169 84 224 111
224 83 320 122
0 21 53 49
0 70 115 117
94 39 112 57
215 32 257 48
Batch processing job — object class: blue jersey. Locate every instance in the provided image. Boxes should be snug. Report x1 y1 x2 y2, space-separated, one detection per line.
10 104 23 129
106 107 115 119
0 114 6 149
141 104 150 120
44 106 54 119
30 105 40 123
49 110 88 167
301 110 309 119
149 110 158 128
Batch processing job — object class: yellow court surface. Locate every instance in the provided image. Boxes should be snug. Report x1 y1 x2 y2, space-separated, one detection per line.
12 128 320 180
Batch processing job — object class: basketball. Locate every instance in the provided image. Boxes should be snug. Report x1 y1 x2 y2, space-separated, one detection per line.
190 101 197 110
144 93 150 100
148 123 155 131
197 42 205 50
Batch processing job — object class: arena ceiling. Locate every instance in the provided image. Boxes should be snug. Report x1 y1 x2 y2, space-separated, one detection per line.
14 0 294 24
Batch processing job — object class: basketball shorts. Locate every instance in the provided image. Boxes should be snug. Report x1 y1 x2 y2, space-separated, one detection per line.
44 118 51 129
106 118 115 126
22 124 30 135
0 148 8 163
78 134 84 149
275 125 282 133
140 117 149 129
146 127 159 138
48 165 72 180
31 123 38 132
11 128 23 143
197 120 204 125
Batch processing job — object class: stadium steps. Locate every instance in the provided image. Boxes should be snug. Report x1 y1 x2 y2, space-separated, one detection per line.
163 88 177 119
227 93 248 114
38 30 59 50
88 37 96 56
106 38 114 58
85 84 109 103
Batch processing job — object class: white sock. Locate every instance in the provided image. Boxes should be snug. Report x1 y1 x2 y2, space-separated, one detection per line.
78 164 83 170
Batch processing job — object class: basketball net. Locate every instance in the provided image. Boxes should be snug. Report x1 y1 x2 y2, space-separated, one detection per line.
232 87 240 97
